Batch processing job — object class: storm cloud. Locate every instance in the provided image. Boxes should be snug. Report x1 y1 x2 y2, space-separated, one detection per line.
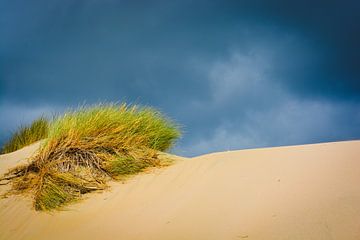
1 0 359 156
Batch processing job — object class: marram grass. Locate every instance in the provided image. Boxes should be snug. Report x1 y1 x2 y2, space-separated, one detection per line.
1 117 49 154
1 103 181 211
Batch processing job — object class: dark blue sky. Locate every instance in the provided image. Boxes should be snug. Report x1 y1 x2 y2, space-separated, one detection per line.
1 0 359 156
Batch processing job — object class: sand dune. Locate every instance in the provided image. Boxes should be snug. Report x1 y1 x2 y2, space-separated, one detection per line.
0 140 360 239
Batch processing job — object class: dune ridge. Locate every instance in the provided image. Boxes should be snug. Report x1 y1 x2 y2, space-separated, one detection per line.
1 140 360 240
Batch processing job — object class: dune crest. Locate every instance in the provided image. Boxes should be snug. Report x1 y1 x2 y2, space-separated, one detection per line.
1 140 360 240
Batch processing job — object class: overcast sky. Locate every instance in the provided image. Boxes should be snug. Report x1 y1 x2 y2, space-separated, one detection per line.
1 0 359 156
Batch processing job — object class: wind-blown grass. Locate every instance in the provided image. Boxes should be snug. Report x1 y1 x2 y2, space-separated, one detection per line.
2 117 49 154
1 103 181 211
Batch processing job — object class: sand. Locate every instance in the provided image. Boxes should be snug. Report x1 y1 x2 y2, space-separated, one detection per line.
0 140 359 240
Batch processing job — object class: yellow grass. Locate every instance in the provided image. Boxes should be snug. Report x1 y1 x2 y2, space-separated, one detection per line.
2 103 181 211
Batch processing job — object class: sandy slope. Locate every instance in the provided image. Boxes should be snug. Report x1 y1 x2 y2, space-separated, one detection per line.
0 141 360 240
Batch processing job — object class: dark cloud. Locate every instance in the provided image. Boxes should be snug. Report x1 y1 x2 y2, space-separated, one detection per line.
1 0 359 156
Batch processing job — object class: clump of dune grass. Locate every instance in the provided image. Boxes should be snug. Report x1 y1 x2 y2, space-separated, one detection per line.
1 103 180 211
2 117 49 154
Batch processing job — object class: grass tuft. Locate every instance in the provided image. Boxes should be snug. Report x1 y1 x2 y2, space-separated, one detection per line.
2 117 49 154
104 154 151 176
34 175 77 211
2 103 181 211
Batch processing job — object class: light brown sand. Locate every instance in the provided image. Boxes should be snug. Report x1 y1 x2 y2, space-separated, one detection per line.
0 140 359 240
